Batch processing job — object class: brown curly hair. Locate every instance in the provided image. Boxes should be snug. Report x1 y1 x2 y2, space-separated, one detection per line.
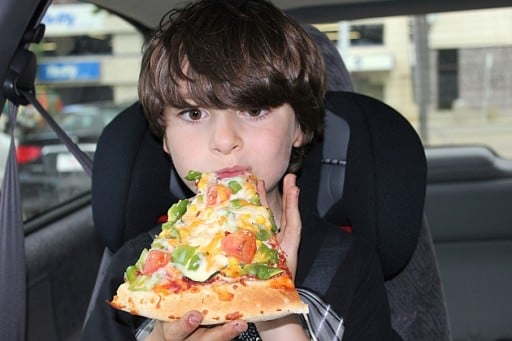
138 0 326 172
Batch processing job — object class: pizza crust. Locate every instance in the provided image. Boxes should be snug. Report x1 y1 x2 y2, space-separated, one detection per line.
111 279 309 325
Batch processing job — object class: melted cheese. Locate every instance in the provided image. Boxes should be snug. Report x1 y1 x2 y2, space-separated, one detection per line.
155 171 278 282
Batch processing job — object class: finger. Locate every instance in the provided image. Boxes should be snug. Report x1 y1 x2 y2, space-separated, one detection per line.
161 311 203 340
191 320 248 341
279 174 301 278
282 185 301 251
279 173 296 231
279 174 300 236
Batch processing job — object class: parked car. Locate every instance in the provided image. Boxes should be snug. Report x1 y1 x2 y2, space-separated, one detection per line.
16 101 130 218
1 1 512 340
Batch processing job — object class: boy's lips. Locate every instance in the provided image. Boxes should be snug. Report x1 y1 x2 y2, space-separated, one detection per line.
215 166 248 179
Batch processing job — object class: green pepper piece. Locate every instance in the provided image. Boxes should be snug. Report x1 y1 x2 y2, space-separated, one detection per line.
253 243 278 264
231 199 242 209
254 243 278 264
228 180 242 194
172 245 197 266
255 227 271 241
185 170 202 181
249 195 261 205
268 211 278 233
163 199 189 229
128 274 151 291
187 254 202 271
125 265 138 283
242 263 283 280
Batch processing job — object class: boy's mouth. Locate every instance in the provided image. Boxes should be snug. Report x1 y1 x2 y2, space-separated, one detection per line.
215 166 249 179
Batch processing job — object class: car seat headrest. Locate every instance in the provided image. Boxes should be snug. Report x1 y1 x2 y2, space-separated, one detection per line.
92 102 178 251
302 24 354 92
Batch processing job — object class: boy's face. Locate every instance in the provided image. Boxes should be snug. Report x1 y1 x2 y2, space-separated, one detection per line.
162 100 305 196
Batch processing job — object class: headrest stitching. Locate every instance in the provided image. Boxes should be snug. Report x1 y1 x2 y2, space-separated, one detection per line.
321 159 347 165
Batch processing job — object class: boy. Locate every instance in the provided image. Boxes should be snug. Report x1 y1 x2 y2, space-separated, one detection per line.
81 0 392 340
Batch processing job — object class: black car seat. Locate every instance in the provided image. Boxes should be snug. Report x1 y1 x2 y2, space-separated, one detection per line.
304 25 451 340
88 26 450 341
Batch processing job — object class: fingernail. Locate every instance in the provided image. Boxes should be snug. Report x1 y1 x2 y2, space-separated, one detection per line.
188 313 201 325
234 321 247 332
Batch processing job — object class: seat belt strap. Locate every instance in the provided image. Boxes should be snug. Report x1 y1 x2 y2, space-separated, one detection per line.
21 89 93 177
302 230 351 296
0 101 26 341
318 110 349 217
83 247 113 328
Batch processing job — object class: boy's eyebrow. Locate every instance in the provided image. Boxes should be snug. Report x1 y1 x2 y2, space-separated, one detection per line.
171 101 199 110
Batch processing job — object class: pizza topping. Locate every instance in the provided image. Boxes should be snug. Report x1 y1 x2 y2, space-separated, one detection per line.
252 243 278 264
125 265 138 283
268 274 295 290
212 285 235 301
171 245 200 270
143 250 170 275
221 229 257 264
207 184 231 206
225 311 244 320
164 199 189 229
128 273 159 291
228 180 242 194
184 170 202 181
172 245 227 282
241 263 283 280
123 170 290 287
111 171 309 325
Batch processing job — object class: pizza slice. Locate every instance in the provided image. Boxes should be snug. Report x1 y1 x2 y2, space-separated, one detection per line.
110 169 308 325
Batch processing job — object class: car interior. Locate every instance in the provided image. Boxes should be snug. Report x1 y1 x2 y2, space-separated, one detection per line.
2 1 512 341
86 53 446 341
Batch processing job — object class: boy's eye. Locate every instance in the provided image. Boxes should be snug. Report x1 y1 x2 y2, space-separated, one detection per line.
180 108 206 121
243 109 269 118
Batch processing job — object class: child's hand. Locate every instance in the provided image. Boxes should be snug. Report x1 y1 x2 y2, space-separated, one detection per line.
146 311 247 341
277 173 301 279
256 173 301 279
255 175 308 339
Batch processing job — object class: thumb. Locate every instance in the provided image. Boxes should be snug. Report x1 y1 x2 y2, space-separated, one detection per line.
279 173 301 278
160 311 203 340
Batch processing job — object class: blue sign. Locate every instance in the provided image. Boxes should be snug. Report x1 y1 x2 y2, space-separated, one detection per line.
38 61 101 82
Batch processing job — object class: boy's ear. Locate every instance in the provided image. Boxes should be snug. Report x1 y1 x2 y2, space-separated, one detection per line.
162 136 170 154
293 129 312 148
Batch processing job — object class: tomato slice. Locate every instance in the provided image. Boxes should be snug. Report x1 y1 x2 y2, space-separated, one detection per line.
207 184 231 206
142 250 170 275
222 229 257 264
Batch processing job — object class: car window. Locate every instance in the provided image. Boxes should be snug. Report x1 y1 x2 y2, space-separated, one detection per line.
315 7 512 158
1 3 143 221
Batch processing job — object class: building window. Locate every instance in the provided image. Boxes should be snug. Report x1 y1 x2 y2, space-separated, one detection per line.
350 24 384 46
437 49 459 110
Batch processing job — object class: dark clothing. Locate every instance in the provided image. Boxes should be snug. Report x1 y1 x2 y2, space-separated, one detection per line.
297 219 393 341
81 217 392 341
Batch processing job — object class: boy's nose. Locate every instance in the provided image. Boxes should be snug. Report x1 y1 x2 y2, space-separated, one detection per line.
209 113 242 154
